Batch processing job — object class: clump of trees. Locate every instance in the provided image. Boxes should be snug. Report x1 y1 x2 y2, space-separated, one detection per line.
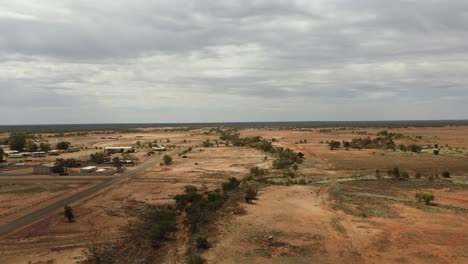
89 152 110 164
250 166 267 177
39 143 51 152
218 129 303 171
202 139 214 147
222 177 241 191
56 141 71 150
328 141 341 150
415 192 435 205
9 133 27 151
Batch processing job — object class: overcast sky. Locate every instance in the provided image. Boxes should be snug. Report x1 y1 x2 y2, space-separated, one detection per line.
1 0 467 124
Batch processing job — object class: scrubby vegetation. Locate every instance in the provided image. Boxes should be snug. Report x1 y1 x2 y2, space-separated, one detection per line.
415 192 435 205
80 204 177 264
218 129 303 170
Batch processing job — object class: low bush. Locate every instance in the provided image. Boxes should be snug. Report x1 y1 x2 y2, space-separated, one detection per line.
196 237 209 250
222 177 241 191
441 171 451 178
415 192 435 205
245 187 258 203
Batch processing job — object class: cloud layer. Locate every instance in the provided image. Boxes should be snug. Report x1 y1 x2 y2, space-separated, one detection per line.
1 0 467 124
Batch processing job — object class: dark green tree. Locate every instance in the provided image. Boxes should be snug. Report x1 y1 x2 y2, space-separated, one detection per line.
9 133 27 151
39 143 51 152
89 152 109 164
56 141 71 150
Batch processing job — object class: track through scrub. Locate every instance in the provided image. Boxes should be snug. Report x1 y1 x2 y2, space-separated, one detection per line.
0 150 181 236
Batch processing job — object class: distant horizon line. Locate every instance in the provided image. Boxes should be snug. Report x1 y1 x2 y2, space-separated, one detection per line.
1 119 468 127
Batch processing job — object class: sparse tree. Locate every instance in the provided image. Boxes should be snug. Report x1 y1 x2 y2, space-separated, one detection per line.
64 205 75 222
433 149 439 155
39 142 51 152
112 157 122 169
25 141 38 152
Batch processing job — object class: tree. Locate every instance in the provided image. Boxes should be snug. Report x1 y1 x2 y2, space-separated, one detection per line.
441 171 450 178
245 187 258 203
163 155 172 165
408 144 422 153
0 147 4 162
89 152 109 164
398 144 407 152
56 141 71 150
328 141 341 150
9 133 27 151
433 149 439 155
39 143 51 152
64 205 75 222
112 157 122 169
25 141 38 152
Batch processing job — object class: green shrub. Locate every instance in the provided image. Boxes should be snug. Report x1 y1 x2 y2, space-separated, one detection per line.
415 172 422 179
433 149 439 155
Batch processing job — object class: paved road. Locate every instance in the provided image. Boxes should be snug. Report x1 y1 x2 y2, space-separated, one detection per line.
0 150 180 235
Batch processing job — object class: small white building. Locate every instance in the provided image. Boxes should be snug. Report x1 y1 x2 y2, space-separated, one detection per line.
80 166 97 173
67 147 80 152
4 150 19 157
152 146 167 152
104 146 135 154
8 153 24 158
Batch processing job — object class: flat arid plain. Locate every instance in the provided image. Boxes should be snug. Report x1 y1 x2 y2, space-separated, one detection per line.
0 124 467 264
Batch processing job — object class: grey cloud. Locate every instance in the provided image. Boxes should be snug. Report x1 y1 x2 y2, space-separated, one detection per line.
0 0 467 124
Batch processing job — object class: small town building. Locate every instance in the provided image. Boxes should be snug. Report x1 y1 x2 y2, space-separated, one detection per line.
33 162 55 175
80 166 97 173
104 146 135 154
152 146 167 152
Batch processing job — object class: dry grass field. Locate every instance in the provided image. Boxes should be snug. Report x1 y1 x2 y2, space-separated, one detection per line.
0 125 467 263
